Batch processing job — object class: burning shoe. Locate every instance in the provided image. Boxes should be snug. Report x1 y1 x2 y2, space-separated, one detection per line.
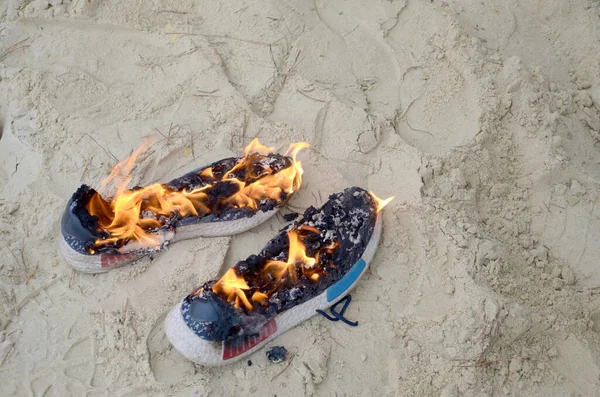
60 139 308 273
164 187 393 366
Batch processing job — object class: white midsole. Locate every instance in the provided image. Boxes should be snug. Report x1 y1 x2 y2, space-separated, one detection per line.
60 209 278 274
164 215 383 366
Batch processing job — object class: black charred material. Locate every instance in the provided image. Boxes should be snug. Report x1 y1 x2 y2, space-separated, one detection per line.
165 154 291 192
171 155 292 225
166 157 238 191
236 254 262 274
266 346 288 363
283 212 299 222
183 288 243 341
185 283 277 342
61 185 110 254
227 153 292 185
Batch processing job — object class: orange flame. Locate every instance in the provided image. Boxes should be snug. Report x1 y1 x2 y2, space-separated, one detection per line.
263 230 316 283
87 138 309 251
212 268 253 310
244 138 274 156
98 139 154 197
369 191 395 213
213 226 335 310
223 141 310 209
251 291 269 304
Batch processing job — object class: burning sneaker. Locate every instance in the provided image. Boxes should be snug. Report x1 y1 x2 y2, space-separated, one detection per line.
60 139 309 273
164 187 393 366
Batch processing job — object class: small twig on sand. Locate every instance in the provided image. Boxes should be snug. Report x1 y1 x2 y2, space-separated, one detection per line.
188 130 195 159
154 127 167 139
313 0 338 36
204 34 280 47
122 299 129 325
193 89 220 97
80 156 93 181
165 32 201 36
271 352 295 381
168 123 180 143
155 123 179 145
12 158 20 176
157 9 188 14
172 46 202 59
1 240 25 275
269 44 278 69
242 111 250 146
20 241 28 275
25 264 39 285
296 89 326 103
0 37 30 62
69 269 76 288
77 133 118 163
122 299 129 349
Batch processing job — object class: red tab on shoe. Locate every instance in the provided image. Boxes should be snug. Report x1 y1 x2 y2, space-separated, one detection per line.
222 318 278 360
100 252 137 268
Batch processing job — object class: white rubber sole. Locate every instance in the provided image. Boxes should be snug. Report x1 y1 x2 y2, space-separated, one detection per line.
164 214 383 366
60 209 278 274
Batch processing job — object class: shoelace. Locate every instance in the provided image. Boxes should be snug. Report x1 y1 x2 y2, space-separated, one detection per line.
316 294 358 327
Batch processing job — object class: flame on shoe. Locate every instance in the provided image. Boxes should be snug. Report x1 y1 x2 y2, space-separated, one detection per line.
369 191 395 213
212 267 254 310
211 191 392 312
212 228 331 310
263 230 317 283
86 138 309 251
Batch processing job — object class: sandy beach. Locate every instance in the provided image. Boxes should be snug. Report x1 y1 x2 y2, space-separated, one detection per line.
1 0 600 395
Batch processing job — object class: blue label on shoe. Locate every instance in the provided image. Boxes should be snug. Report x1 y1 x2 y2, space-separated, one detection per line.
326 258 366 302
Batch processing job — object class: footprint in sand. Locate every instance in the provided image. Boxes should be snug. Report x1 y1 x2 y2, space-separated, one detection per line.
395 62 482 157
147 313 195 384
533 181 600 288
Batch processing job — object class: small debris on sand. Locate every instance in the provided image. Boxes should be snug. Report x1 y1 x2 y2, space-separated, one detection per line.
266 346 288 363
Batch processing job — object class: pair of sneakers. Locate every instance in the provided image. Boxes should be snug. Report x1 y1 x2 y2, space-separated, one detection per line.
60 139 392 366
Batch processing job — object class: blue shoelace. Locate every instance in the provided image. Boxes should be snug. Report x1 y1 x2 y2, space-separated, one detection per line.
316 294 358 327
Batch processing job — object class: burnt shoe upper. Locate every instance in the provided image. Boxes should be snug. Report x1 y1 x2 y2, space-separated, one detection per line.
61 153 296 256
181 187 378 342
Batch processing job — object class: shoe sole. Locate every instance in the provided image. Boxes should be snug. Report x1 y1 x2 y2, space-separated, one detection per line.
60 208 278 274
164 214 382 366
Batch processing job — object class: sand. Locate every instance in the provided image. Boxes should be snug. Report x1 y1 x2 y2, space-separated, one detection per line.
1 0 600 395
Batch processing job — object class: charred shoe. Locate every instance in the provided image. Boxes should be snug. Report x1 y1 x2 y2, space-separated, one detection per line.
60 139 308 273
164 187 393 366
